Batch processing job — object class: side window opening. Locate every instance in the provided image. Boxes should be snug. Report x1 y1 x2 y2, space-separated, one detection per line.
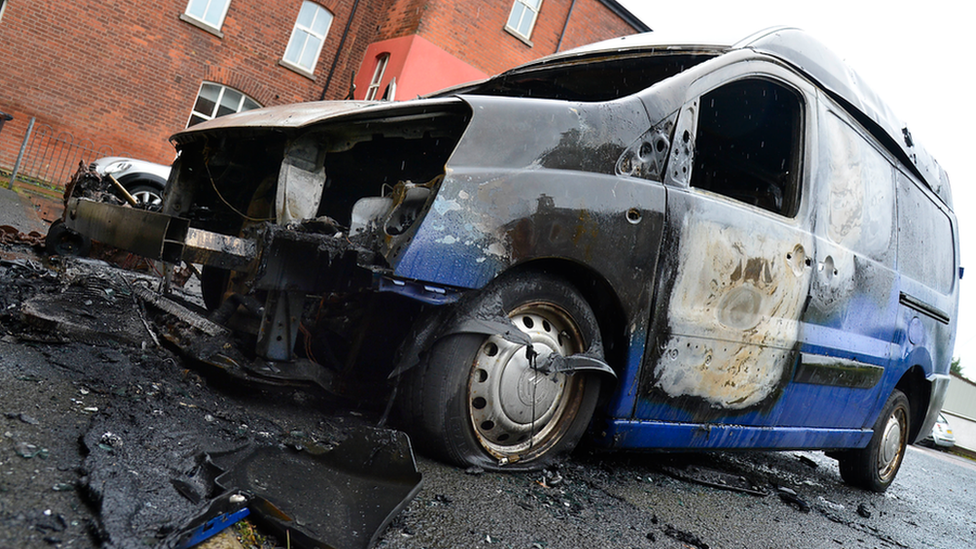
691 78 803 217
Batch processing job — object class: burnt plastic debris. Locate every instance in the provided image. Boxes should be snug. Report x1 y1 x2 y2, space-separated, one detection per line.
170 493 251 549
165 426 422 549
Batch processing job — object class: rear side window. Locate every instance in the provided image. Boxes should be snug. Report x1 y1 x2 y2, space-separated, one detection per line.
818 112 895 266
896 171 954 293
691 78 802 217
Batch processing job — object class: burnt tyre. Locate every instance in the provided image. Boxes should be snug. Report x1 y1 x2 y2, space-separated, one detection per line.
45 219 91 257
400 273 603 470
838 389 910 492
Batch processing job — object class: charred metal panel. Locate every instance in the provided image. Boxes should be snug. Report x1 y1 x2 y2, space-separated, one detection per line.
393 169 666 320
390 95 662 307
64 198 189 264
447 95 648 173
637 74 815 419
250 225 377 294
276 136 326 224
644 199 814 412
181 228 257 270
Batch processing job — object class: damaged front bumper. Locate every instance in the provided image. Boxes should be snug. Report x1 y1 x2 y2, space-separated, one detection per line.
62 195 459 386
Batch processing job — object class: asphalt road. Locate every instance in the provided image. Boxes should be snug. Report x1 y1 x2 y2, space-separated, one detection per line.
1 232 974 548
373 443 976 549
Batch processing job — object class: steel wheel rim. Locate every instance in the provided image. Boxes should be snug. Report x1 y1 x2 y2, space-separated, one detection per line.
877 406 907 481
468 302 587 463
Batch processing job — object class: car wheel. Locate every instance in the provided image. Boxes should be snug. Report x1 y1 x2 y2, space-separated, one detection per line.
45 219 91 257
400 273 603 470
124 183 163 210
838 389 910 492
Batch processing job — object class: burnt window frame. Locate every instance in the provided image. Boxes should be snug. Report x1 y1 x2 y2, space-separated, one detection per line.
687 76 805 218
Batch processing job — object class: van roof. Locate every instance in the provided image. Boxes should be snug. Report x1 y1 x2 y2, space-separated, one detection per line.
531 27 951 206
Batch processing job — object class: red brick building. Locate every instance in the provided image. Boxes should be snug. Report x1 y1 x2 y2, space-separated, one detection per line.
0 0 647 186
355 0 648 101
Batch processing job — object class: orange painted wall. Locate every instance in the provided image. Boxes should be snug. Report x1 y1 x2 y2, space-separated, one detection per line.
354 36 488 100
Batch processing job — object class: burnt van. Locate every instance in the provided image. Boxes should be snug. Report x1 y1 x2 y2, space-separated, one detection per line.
60 27 958 492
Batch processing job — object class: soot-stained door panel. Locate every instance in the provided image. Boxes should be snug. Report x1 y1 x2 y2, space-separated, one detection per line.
637 76 815 425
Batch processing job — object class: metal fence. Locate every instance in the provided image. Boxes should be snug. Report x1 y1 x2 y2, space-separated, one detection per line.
5 117 115 191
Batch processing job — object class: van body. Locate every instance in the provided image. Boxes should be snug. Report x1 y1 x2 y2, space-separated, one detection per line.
63 27 958 491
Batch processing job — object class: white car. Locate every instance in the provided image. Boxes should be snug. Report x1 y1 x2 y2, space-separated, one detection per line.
91 156 171 209
922 413 956 449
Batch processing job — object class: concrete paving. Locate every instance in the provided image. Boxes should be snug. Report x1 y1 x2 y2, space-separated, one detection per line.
0 186 50 235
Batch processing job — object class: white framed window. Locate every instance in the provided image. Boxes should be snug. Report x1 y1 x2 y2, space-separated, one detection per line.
506 0 542 41
188 82 261 127
282 1 334 75
364 53 390 100
183 0 232 32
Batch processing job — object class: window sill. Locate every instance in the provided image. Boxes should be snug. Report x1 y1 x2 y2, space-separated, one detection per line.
179 13 224 38
279 60 317 81
503 26 534 47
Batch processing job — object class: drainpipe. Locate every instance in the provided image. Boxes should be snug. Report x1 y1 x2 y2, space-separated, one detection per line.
555 0 578 53
320 0 361 101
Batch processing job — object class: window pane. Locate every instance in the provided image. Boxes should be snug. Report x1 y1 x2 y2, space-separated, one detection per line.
185 0 229 28
194 83 220 117
283 2 331 72
283 33 303 64
189 82 261 127
507 4 525 30
186 0 207 20
296 1 316 27
518 13 534 36
216 88 243 118
299 34 321 69
525 0 542 9
310 9 332 36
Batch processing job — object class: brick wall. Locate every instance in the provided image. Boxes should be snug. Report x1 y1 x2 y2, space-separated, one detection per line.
0 0 644 187
377 0 643 76
0 0 389 175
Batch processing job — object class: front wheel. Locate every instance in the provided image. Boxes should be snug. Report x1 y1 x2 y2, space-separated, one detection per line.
837 389 910 492
123 183 163 210
399 273 603 470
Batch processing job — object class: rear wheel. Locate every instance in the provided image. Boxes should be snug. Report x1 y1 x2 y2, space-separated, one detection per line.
838 389 910 492
399 273 603 470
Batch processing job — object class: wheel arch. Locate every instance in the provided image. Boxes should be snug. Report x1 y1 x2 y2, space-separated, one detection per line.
115 173 167 190
895 364 931 443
